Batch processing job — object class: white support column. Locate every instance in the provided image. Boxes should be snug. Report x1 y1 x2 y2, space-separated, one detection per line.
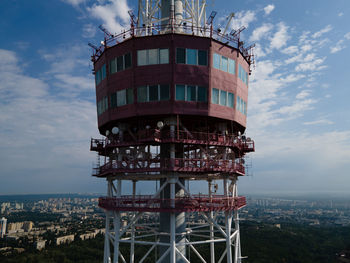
113 180 122 263
170 178 176 263
224 178 233 263
233 180 242 263
104 179 112 263
130 181 136 263
208 180 215 263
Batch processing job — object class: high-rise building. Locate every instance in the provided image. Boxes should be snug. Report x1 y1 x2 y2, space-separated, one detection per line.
0 217 7 238
89 1 255 262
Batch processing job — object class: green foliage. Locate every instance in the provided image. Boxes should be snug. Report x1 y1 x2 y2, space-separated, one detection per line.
1 223 349 263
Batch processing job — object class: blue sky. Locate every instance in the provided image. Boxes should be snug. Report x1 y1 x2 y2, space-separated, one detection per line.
0 0 349 195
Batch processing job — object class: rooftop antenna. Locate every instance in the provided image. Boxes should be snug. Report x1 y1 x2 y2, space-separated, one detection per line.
231 25 246 39
206 11 217 26
88 43 99 51
128 10 138 26
222 12 235 36
98 25 114 38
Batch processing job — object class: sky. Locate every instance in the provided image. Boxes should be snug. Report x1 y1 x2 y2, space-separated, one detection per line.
0 0 350 196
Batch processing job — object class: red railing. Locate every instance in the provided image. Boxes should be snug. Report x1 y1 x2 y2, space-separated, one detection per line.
92 24 252 62
93 158 245 176
91 130 254 153
98 195 246 212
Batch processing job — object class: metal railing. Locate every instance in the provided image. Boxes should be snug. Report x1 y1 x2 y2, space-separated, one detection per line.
98 195 246 212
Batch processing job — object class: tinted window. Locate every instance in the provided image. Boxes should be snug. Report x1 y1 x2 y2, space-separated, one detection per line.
160 84 170 100
212 88 219 104
197 86 207 102
198 50 207 66
176 85 186 100
149 85 158 101
124 53 132 69
176 48 186 64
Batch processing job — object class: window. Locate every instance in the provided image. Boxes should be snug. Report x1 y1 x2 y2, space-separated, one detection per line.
111 93 117 108
176 48 186 64
213 53 220 69
198 50 208 66
97 96 108 115
220 56 228 72
117 90 126 106
137 84 170 102
220 90 227 106
95 64 106 85
149 85 159 101
160 84 170 100
124 53 132 69
109 53 132 74
228 92 234 108
109 59 116 74
117 56 124 71
148 49 158 65
176 85 186 100
159 49 169 64
186 85 196 101
197 86 207 102
176 48 207 66
137 50 147 66
213 53 236 76
228 59 235 74
127 88 134 104
187 49 197 65
137 49 169 66
176 85 207 102
239 64 248 85
137 86 147 103
211 88 219 104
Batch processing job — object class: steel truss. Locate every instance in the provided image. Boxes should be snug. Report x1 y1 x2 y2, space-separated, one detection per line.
102 177 244 263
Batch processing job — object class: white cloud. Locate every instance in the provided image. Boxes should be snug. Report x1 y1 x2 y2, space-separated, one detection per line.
249 23 273 42
231 10 256 30
82 23 97 38
270 22 289 49
312 25 332 38
295 57 325 71
281 45 298 55
87 0 130 33
264 4 275 15
303 119 334 125
338 12 344 17
345 32 350 40
61 0 85 7
330 39 345 53
296 90 311 99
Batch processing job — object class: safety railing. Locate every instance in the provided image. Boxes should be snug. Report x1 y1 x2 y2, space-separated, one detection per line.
98 195 246 212
93 158 245 176
91 130 254 153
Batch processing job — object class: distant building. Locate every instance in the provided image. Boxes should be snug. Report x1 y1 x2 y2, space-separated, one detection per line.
34 240 46 250
7 221 34 233
56 234 75 245
0 217 7 238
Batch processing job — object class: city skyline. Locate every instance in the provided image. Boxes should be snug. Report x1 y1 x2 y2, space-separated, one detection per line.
0 0 350 194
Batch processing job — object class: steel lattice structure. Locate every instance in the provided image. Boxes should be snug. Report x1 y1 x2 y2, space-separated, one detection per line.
90 1 255 262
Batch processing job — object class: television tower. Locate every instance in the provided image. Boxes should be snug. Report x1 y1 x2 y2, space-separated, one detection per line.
90 0 254 262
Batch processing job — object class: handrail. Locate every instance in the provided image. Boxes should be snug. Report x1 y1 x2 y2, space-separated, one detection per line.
91 23 251 62
90 130 254 152
98 195 246 212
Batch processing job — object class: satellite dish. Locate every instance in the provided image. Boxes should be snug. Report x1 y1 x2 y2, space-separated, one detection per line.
105 130 110 136
157 121 164 129
112 127 119 134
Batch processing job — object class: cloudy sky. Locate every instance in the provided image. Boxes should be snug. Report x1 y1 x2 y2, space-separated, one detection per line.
0 0 349 195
